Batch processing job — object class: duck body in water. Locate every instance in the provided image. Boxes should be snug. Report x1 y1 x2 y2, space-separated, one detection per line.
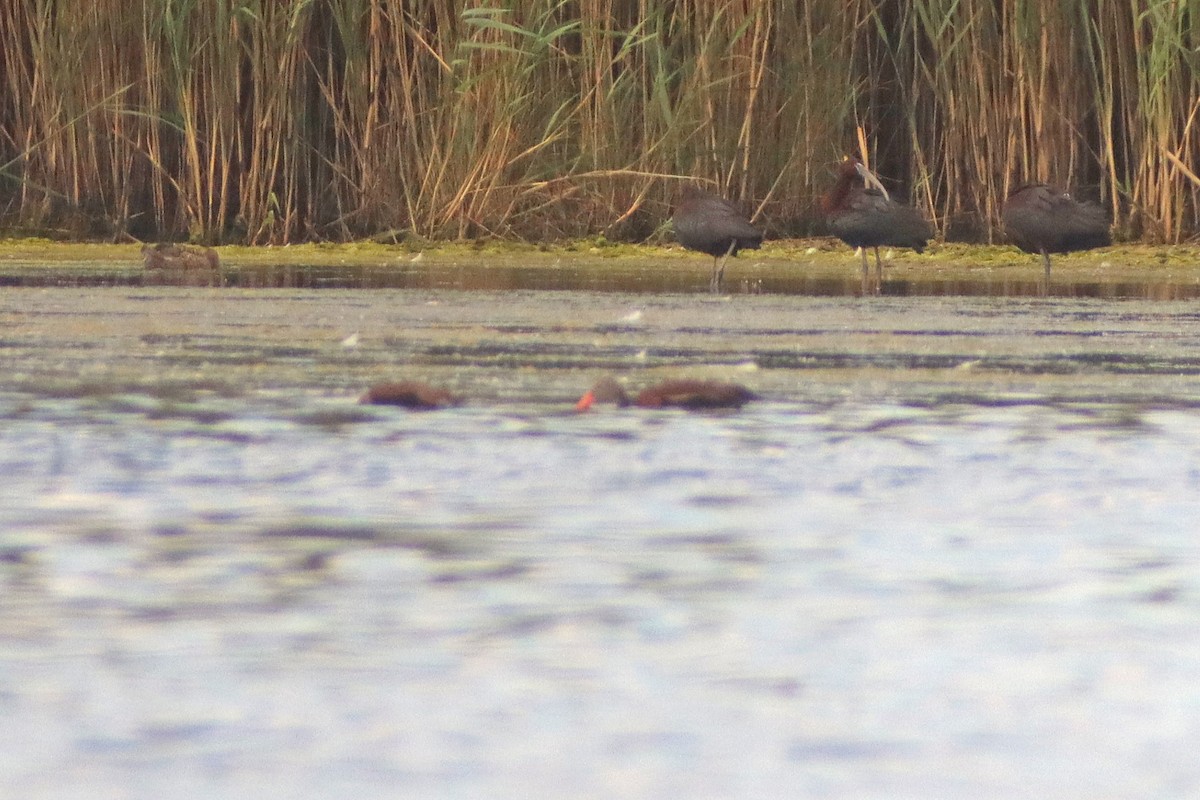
576 376 757 411
359 381 460 409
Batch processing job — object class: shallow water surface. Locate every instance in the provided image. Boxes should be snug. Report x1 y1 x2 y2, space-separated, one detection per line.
6 256 1200 299
2 287 1200 798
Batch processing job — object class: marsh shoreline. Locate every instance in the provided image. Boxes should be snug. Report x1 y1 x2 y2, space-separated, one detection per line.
2 239 1199 297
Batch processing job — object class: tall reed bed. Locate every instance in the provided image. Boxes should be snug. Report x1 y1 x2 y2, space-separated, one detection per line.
0 0 1198 243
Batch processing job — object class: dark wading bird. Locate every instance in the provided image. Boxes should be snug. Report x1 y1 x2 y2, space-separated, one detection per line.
576 375 757 411
1002 183 1111 288
821 156 933 289
672 187 763 293
359 381 460 409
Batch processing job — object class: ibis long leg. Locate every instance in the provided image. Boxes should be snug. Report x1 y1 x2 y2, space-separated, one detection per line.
710 239 737 293
1039 249 1052 296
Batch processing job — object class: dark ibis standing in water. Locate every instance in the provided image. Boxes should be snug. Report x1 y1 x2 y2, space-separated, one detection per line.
575 375 757 411
672 187 763 293
1002 183 1110 287
820 156 933 288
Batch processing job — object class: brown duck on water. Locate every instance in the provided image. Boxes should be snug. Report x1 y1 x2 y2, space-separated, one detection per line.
1002 183 1111 286
672 187 763 293
820 156 933 287
575 375 757 411
359 381 460 409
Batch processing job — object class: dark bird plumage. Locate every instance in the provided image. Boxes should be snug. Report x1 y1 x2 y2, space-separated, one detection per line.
821 157 933 287
672 187 763 293
575 376 757 411
359 381 459 409
1002 183 1111 285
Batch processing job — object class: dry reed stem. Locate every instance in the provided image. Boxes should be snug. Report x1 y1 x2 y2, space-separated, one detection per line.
0 1 1198 243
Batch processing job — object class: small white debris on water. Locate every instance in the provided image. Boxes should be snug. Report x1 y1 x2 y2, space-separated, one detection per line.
340 333 360 348
620 309 644 323
410 252 424 263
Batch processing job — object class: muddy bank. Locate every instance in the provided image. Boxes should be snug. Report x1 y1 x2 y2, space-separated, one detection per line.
2 239 1200 297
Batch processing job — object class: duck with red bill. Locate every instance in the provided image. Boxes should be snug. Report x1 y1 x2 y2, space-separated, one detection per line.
575 376 756 411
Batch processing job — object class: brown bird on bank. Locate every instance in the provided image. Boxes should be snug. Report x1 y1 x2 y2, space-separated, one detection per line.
1002 183 1111 287
575 375 757 411
672 187 763 293
141 243 220 271
821 156 933 287
359 381 460 409
141 243 221 287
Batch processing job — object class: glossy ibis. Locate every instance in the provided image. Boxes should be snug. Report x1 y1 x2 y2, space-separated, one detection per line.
672 187 763 293
575 376 757 411
821 156 933 286
1002 183 1111 285
359 381 460 409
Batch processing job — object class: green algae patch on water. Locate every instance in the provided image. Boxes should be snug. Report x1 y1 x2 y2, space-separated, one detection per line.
0 239 145 277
